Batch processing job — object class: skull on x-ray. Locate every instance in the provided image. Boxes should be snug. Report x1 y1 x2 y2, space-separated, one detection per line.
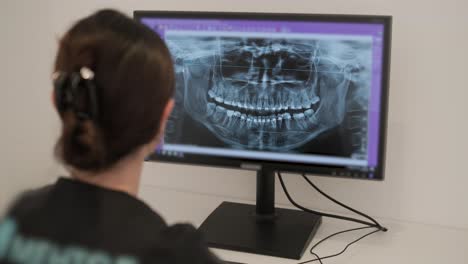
166 35 371 151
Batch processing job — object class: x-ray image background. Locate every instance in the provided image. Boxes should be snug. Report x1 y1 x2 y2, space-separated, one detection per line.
163 33 372 158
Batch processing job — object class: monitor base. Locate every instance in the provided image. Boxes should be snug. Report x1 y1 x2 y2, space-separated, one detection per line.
198 201 322 260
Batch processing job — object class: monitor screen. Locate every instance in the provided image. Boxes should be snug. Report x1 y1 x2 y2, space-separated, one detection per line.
136 12 391 180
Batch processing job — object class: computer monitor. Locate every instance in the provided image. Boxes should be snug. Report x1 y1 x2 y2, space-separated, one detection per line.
135 11 391 259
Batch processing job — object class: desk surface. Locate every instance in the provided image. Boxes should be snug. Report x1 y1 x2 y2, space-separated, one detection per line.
139 184 468 264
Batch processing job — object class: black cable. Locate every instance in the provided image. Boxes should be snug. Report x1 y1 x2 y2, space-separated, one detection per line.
298 227 380 264
277 172 386 229
309 252 323 264
301 174 385 230
309 226 374 253
277 172 388 264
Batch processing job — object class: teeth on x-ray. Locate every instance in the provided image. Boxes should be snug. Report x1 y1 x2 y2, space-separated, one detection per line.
206 89 320 113
167 34 371 150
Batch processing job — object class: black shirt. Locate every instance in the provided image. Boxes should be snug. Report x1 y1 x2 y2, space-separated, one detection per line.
0 178 222 264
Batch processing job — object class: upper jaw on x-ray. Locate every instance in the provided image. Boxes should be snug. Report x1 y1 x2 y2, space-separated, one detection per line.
167 35 371 151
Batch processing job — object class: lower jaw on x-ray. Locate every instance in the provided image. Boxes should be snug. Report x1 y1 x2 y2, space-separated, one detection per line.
164 34 372 158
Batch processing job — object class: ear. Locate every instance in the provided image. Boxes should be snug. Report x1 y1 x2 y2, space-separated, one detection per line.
51 90 56 109
144 99 175 155
161 99 175 128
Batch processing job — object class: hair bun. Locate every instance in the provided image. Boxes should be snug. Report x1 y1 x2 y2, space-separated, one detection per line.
58 111 107 171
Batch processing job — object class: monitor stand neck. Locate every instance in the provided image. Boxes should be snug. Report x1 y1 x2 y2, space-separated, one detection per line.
198 168 322 259
256 168 275 217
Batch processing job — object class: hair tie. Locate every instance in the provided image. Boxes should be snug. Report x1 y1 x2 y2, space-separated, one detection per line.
53 67 99 121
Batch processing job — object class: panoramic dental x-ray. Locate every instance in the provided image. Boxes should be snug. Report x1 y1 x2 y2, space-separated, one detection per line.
164 33 372 158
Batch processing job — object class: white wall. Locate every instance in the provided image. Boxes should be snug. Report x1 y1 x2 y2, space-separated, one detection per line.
0 1 60 211
1 0 467 229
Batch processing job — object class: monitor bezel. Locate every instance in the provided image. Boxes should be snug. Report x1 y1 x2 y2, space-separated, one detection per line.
134 10 392 181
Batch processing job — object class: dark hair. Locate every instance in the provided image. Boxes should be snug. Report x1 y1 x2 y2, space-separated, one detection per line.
54 9 174 172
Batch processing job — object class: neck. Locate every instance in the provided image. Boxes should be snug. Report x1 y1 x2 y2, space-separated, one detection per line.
70 152 144 196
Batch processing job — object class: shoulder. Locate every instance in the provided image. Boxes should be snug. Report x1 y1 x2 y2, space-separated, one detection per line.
5 185 54 218
149 223 222 264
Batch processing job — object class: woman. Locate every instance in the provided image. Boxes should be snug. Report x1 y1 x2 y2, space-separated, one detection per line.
0 9 221 264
